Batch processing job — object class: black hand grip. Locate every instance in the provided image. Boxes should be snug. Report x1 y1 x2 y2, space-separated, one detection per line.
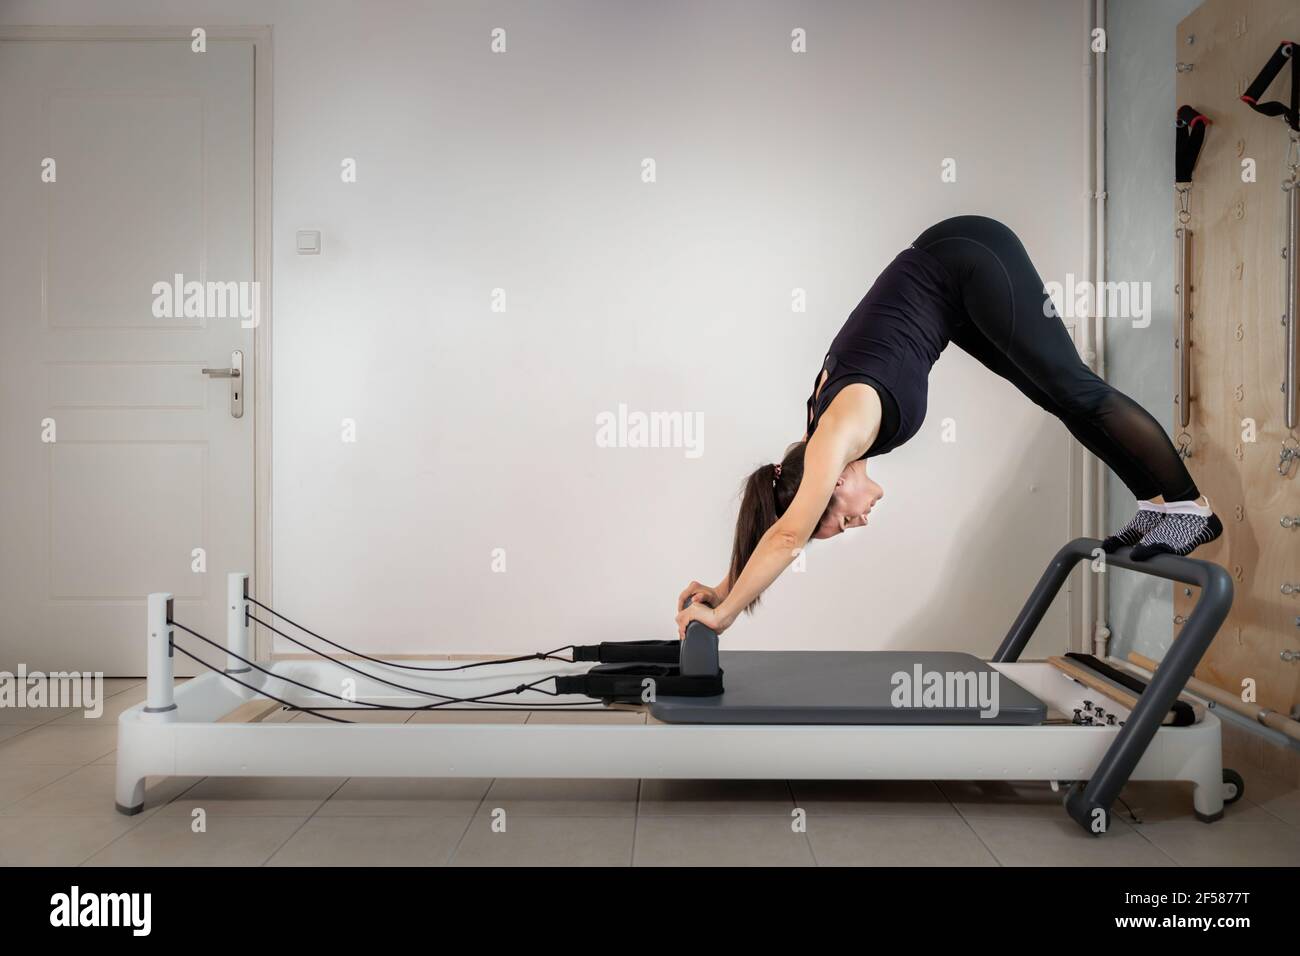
679 597 721 677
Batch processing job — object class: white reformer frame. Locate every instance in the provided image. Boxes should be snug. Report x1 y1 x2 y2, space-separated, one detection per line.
116 543 1233 832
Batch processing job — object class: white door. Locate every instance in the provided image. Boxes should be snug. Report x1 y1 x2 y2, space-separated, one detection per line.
0 38 256 675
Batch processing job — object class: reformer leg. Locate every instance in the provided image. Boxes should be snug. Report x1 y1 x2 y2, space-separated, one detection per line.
114 762 146 816
1189 742 1226 823
117 592 178 814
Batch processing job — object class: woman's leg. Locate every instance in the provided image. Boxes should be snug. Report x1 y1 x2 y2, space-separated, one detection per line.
918 216 1219 557
946 322 1170 551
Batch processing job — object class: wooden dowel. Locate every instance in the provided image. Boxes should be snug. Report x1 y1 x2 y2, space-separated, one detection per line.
1126 652 1300 743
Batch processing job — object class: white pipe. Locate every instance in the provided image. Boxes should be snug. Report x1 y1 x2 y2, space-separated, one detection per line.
1079 0 1098 653
1092 0 1111 658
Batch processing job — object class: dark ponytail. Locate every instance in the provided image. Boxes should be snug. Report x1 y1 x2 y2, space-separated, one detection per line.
728 441 808 614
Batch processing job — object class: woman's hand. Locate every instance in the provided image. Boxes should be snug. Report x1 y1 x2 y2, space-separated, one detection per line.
675 600 733 639
676 580 722 612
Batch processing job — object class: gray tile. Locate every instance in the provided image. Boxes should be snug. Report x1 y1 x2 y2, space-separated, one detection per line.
1135 820 1300 866
0 725 117 764
808 816 998 866
1253 787 1300 827
791 779 957 816
0 763 83 809
52 684 147 725
638 779 794 816
454 816 635 867
939 779 1071 819
480 778 638 817
1118 780 1279 825
317 777 490 817
633 815 814 867
967 817 1176 867
0 814 142 866
155 776 344 817
267 816 467 866
101 678 145 696
1219 771 1300 826
85 813 306 866
0 764 197 818
0 706 77 726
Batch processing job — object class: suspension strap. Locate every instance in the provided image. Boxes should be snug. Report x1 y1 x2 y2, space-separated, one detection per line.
1240 40 1298 132
1175 105 1211 184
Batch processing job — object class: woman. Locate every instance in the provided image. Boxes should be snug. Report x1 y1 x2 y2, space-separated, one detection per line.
676 215 1220 638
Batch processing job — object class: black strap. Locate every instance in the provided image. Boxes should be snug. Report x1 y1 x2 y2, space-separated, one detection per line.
572 639 682 665
1064 653 1196 727
1240 40 1299 132
1175 105 1211 183
555 662 724 703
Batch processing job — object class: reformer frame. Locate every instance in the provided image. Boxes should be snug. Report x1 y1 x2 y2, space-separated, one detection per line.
116 538 1234 834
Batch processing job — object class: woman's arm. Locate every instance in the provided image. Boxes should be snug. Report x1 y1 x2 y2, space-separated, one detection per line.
681 385 882 635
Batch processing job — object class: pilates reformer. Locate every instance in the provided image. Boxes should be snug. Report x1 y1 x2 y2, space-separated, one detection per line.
116 538 1241 835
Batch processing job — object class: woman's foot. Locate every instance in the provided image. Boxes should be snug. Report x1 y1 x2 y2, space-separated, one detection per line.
1130 498 1222 560
1102 502 1165 553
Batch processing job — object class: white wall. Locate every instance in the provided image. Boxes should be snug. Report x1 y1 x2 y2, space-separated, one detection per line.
3 0 1087 657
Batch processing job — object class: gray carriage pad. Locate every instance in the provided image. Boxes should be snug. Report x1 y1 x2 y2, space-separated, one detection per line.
649 651 1046 725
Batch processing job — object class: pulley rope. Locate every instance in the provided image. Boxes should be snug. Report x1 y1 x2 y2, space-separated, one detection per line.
244 594 577 672
169 620 582 715
246 610 604 708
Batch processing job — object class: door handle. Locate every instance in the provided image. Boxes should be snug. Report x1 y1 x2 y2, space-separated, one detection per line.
201 349 243 419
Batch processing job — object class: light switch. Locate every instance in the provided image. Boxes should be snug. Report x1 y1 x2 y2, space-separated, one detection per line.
296 230 321 255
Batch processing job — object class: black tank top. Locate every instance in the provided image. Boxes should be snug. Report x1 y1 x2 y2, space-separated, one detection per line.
805 246 964 456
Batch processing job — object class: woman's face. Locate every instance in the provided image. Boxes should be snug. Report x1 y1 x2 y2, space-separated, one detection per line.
812 460 884 539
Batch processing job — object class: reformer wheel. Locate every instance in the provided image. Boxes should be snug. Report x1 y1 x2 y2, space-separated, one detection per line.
1221 768 1244 805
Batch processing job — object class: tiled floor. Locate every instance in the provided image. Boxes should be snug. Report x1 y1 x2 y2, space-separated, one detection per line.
2 679 1299 866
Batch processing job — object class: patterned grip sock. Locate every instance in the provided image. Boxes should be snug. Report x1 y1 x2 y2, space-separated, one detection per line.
1130 510 1223 560
1102 504 1165 553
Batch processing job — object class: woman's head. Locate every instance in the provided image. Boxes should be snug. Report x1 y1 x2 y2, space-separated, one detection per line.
729 443 884 611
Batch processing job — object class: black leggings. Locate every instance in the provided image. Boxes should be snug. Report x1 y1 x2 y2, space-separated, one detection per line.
914 216 1198 503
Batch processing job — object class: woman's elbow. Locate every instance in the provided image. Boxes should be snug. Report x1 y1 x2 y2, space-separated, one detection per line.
768 526 804 556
